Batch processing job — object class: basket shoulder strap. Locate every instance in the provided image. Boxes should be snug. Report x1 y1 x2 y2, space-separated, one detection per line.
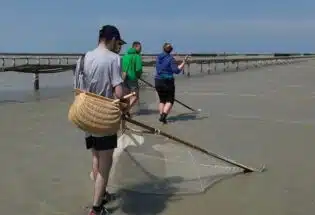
79 53 86 75
74 53 86 89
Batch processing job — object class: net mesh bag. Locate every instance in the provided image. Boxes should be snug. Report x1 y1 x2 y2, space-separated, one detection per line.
68 89 127 135
108 128 244 195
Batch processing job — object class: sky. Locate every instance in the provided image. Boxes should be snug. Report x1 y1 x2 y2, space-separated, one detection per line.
0 0 314 54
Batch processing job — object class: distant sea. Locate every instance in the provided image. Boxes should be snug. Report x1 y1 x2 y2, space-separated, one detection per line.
0 69 157 104
0 70 75 104
0 64 209 104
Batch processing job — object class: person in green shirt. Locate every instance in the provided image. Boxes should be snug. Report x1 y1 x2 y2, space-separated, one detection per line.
122 41 143 116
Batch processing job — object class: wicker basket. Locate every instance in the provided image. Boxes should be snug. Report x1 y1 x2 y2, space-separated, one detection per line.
68 89 127 135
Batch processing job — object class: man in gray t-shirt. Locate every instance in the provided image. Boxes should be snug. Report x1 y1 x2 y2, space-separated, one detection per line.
73 25 126 215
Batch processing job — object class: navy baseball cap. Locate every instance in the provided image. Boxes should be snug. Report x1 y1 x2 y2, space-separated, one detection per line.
99 25 126 44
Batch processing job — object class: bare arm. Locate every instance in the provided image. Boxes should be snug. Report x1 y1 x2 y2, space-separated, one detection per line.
73 58 81 89
177 61 185 71
111 57 124 99
114 84 124 99
178 55 189 70
171 55 188 74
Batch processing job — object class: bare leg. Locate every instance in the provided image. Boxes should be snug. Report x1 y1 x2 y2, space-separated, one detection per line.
159 103 165 114
128 93 139 114
129 96 138 108
163 102 173 114
158 102 166 123
90 149 99 181
123 86 133 117
159 102 174 124
92 149 114 207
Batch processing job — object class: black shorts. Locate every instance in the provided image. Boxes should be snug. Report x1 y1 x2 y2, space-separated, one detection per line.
155 78 175 104
85 134 117 151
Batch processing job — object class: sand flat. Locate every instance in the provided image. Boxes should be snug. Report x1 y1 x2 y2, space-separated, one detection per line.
1 59 315 215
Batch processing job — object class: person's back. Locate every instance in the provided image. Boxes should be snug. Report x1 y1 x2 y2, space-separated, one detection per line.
155 52 181 80
122 47 142 81
75 47 121 99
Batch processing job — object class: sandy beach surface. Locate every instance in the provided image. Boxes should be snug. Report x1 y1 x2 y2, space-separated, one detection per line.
1 59 315 215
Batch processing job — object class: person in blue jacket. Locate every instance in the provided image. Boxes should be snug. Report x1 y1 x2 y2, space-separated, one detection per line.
154 43 188 124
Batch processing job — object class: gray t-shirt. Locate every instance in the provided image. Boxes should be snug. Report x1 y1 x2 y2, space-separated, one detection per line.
74 47 123 98
73 47 123 137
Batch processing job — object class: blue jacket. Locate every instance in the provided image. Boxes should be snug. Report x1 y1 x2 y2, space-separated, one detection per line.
155 52 181 79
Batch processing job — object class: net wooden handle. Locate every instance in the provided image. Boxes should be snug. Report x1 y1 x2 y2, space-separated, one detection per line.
113 92 136 103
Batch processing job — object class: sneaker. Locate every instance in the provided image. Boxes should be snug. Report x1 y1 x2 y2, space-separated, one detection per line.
102 191 118 205
159 115 167 124
161 118 167 124
158 114 163 122
159 113 168 124
88 207 110 215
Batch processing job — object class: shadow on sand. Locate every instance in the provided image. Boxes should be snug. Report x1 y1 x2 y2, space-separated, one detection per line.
113 173 239 215
167 112 209 123
116 176 183 215
135 108 160 116
134 101 160 116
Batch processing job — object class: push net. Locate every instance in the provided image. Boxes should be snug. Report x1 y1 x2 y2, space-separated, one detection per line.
108 126 244 195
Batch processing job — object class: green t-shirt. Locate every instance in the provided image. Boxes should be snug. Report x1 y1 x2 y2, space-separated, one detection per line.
122 48 143 81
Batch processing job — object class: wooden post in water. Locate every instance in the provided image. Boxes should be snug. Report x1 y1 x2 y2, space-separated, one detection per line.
1 57 4 72
187 62 191 77
236 61 239 72
223 52 226 72
33 72 39 91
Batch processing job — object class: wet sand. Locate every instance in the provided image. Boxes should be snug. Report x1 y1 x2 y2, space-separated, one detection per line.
1 59 315 214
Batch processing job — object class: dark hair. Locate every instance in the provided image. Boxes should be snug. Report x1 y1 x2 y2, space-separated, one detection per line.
98 29 104 43
132 41 141 47
163 43 173 53
98 25 126 44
